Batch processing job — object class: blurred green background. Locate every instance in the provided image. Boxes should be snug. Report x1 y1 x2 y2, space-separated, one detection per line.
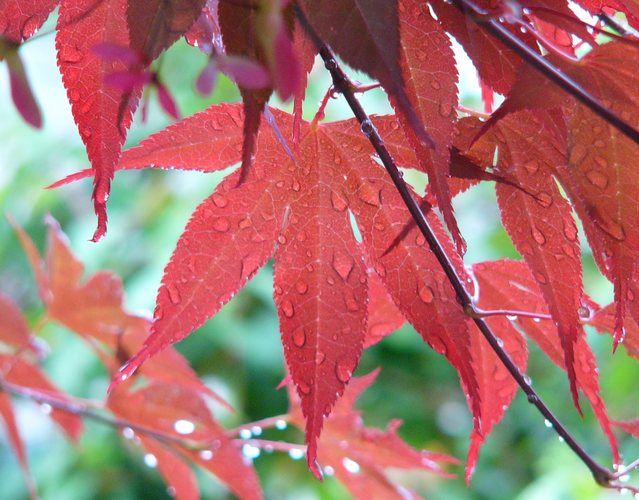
1 20 638 500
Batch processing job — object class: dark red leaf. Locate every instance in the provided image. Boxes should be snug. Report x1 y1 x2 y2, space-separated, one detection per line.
0 0 58 42
5 49 42 128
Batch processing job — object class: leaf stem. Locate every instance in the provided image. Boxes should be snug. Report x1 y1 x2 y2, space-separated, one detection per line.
450 0 639 146
294 5 619 488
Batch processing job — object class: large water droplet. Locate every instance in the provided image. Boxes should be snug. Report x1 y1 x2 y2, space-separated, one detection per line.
332 251 354 281
315 351 326 364
277 235 287 245
292 329 306 347
358 182 381 206
331 190 348 212
238 217 252 229
430 79 441 90
212 193 228 208
535 192 553 208
534 271 548 284
281 299 295 318
418 283 434 304
343 290 359 311
213 217 230 232
167 284 181 305
585 170 609 189
563 221 578 242
531 226 546 245
335 359 354 383
295 280 308 294
524 160 539 175
298 381 311 395
593 214 626 241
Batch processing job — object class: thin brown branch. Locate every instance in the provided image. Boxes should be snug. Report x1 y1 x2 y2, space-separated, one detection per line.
294 3 617 488
451 0 639 147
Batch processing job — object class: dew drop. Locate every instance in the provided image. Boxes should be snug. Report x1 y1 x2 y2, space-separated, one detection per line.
277 235 287 245
562 244 575 257
593 214 626 241
292 180 301 192
360 119 374 136
199 449 214 460
213 217 230 232
375 263 387 277
212 193 228 207
342 457 361 474
534 271 548 284
167 284 181 305
563 221 578 242
627 289 635 301
122 427 135 440
293 329 306 347
298 381 311 395
390 120 400 130
335 359 354 383
275 419 288 430
415 234 425 246
585 170 609 189
80 126 92 139
523 160 539 175
144 453 158 468
332 251 354 281
173 419 195 435
61 45 84 63
281 299 295 318
544 419 552 428
295 280 308 294
519 242 534 256
21 16 40 39
238 217 252 229
289 448 305 460
239 428 252 439
343 290 359 311
315 351 326 364
331 190 348 212
417 283 434 304
570 144 587 165
439 102 452 117
430 80 441 90
531 227 546 245
358 182 381 206
535 192 553 208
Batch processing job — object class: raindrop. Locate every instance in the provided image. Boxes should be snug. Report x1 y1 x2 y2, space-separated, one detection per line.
332 251 354 281
40 403 52 415
275 419 288 430
534 271 548 284
298 381 311 395
173 419 195 435
212 193 228 207
336 359 354 382
563 221 578 242
358 182 381 206
239 428 252 439
324 465 335 476
288 448 305 460
292 329 306 347
212 217 230 232
415 234 425 246
360 119 374 136
68 89 80 103
418 283 434 304
242 443 261 459
523 160 539 175
277 235 287 245
199 449 214 460
295 280 308 294
439 102 452 117
531 227 546 245
430 80 441 90
166 284 181 305
390 120 400 130
627 289 635 302
238 217 252 229
585 170 609 189
315 351 326 364
533 317 541 323
251 426 263 436
122 427 135 440
21 16 40 39
342 457 361 474
331 190 348 211
144 453 158 468
343 290 359 311
281 300 295 318
544 419 552 428
535 192 553 208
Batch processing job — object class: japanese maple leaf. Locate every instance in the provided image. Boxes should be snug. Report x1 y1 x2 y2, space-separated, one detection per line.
95 103 541 480
286 369 458 497
56 0 204 241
